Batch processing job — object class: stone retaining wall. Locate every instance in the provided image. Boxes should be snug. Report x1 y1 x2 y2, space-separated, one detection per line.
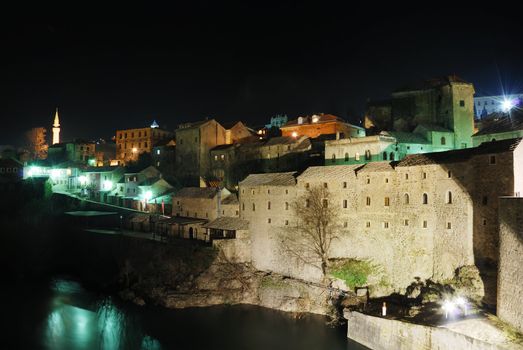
344 311 503 350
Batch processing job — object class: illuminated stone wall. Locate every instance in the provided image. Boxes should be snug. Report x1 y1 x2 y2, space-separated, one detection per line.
497 197 523 333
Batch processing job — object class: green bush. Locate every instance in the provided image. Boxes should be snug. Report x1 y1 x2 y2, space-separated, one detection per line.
329 259 375 290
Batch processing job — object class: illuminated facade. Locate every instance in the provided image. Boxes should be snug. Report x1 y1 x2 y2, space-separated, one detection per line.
280 113 365 139
115 123 173 164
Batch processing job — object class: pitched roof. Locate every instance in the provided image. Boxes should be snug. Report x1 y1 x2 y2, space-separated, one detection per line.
396 138 522 166
221 193 239 205
473 111 523 136
203 216 249 230
173 187 219 199
394 75 471 93
298 165 362 181
381 131 429 144
416 123 453 133
239 172 297 187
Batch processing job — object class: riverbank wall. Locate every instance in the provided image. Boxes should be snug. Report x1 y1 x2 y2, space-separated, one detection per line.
344 311 520 350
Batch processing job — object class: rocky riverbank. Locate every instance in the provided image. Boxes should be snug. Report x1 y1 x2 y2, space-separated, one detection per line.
116 243 359 318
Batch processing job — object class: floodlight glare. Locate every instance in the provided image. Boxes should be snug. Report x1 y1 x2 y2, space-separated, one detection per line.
442 300 456 319
501 98 515 112
102 180 113 191
144 190 153 201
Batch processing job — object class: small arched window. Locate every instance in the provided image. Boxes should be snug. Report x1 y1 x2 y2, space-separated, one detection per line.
422 193 428 204
268 201 271 210
383 152 387 160
389 152 395 161
332 154 336 163
345 153 349 162
285 202 289 210
441 136 446 145
447 191 453 204
404 193 410 204
365 150 371 160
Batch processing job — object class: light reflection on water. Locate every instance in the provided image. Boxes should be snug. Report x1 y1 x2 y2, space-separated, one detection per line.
4 277 366 350
44 279 161 350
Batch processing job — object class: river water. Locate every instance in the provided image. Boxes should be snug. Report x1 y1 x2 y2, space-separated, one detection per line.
3 277 367 350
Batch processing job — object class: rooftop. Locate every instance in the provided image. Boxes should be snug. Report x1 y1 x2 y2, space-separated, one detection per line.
173 187 220 199
396 138 522 166
203 216 249 230
282 113 346 127
473 111 523 136
381 131 430 144
298 164 362 181
240 172 297 187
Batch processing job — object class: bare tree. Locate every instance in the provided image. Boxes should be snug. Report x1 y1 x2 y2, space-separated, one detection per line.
280 185 340 280
25 127 48 160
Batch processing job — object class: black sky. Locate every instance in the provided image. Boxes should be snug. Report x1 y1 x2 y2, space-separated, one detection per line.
2 4 523 146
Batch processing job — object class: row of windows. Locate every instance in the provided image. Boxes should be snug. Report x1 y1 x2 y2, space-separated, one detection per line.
119 131 149 139
332 151 396 163
0 167 19 173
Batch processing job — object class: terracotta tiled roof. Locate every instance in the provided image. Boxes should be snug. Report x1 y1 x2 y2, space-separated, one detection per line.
203 216 249 230
240 172 297 187
396 138 522 166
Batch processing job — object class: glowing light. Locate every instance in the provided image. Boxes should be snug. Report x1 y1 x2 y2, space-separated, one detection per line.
442 300 456 319
312 115 319 123
501 98 516 112
66 168 72 176
455 296 468 316
78 175 88 186
151 120 159 128
132 147 138 153
50 169 61 179
291 131 298 138
143 190 153 201
102 180 113 191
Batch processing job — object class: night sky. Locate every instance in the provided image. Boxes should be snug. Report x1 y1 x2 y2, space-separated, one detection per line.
2 4 523 146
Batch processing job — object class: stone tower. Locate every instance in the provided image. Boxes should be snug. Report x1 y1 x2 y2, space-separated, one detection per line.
52 108 60 145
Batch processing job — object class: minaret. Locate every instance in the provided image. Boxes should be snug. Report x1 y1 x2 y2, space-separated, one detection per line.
52 108 60 145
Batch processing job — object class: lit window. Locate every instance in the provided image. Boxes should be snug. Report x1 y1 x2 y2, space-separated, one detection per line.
221 154 225 160
355 153 360 161
157 149 161 155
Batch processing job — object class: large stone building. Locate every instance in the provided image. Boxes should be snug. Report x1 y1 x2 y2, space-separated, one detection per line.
239 138 523 303
280 113 365 139
116 122 173 165
48 139 96 165
174 119 252 185
325 125 455 165
365 75 475 150
209 136 315 189
497 197 523 333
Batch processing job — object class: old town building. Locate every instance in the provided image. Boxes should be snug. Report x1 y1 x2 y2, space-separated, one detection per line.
174 119 252 185
48 139 96 165
280 113 365 139
239 138 523 304
472 110 523 146
116 122 173 165
365 75 475 149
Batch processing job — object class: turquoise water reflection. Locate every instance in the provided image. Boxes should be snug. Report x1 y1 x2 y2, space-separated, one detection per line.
3 277 365 349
